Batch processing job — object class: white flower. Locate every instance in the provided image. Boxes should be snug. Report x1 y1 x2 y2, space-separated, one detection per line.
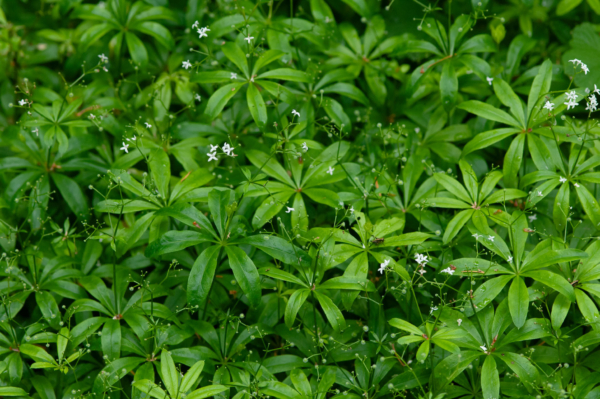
89 114 96 119
559 176 567 183
301 142 308 152
32 127 39 136
120 142 129 153
582 64 590 75
472 233 481 239
537 190 543 197
349 206 355 214
99 54 108 63
286 207 294 213
486 77 494 85
441 267 454 275
565 99 578 110
292 109 300 117
528 214 537 222
574 183 580 187
430 306 438 314
379 259 390 274
587 94 598 112
543 101 555 111
231 72 238 80
126 135 136 142
569 59 581 65
457 319 462 326
144 122 152 129
244 35 254 43
488 235 494 242
418 268 427 275
198 27 210 38
595 84 600 95
566 91 578 101
327 166 335 175
480 345 487 352
210 144 219 152
18 99 27 106
415 253 428 265
207 152 218 162
182 60 192 70
192 21 199 29
195 94 201 102
508 255 513 263
222 143 234 156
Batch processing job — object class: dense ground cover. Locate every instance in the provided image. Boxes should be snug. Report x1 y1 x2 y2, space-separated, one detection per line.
2 0 600 397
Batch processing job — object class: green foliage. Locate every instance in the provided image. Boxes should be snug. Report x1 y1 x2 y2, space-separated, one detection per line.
3 0 600 398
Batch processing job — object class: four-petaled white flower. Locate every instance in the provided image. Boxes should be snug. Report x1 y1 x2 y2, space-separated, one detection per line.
99 54 108 63
349 206 355 214
231 72 238 80
379 259 390 274
472 233 481 239
244 35 254 43
89 114 96 119
430 306 438 314
565 99 578 110
457 319 462 326
302 142 308 152
182 60 192 70
587 94 598 112
582 64 590 75
198 27 210 38
126 135 137 142
327 166 335 175
508 255 513 263
192 21 199 29
486 77 494 85
195 94 201 102
480 345 487 352
537 190 543 196
222 143 234 156
286 207 294 213
488 235 494 242
144 122 152 128
32 127 39 136
207 152 218 162
543 101 555 111
415 253 428 265
418 268 427 275
210 144 219 152
441 267 454 275
528 214 537 222
566 91 578 101
292 109 300 117
574 183 580 187
120 142 129 153
560 176 567 183
595 84 600 95
18 99 27 106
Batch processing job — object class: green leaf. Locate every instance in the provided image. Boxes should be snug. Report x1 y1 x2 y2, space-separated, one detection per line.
161 349 178 398
222 42 249 78
208 188 230 237
440 61 458 111
314 291 346 332
481 356 500 399
493 79 525 127
126 32 148 67
204 83 245 120
524 270 575 302
224 246 262 308
148 148 170 200
51 173 89 219
145 231 210 257
508 276 528 328
389 318 423 335
101 319 121 361
285 289 310 328
527 59 553 120
187 246 221 311
258 68 308 82
462 128 520 156
247 83 268 128
457 101 520 127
